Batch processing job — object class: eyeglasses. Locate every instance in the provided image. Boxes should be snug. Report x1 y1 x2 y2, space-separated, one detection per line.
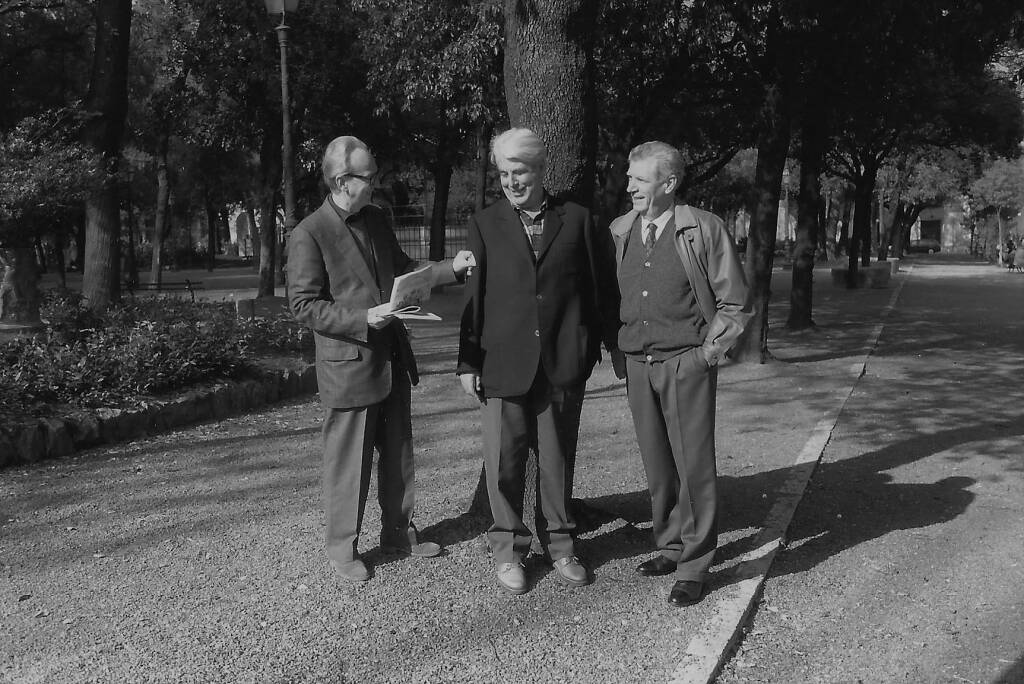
341 172 376 185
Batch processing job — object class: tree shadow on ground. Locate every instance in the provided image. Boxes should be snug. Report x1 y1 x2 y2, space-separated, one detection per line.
579 420 1021 588
995 653 1024 684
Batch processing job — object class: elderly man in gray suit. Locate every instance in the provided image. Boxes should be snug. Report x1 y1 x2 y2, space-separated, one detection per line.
288 136 474 582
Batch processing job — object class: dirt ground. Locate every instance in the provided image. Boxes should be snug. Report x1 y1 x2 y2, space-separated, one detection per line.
2 257 1021 683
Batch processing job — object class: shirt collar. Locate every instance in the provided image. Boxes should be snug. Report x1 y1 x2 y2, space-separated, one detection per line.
644 206 674 233
512 194 548 220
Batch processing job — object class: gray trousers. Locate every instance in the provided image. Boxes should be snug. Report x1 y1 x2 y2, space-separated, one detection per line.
626 348 718 581
321 367 415 564
481 367 583 564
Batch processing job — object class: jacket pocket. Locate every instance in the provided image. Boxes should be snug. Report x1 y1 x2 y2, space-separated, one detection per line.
317 338 360 361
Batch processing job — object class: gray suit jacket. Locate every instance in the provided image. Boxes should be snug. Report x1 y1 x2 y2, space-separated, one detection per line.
288 197 456 409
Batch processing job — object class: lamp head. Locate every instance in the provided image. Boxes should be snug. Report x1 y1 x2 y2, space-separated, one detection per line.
263 0 299 15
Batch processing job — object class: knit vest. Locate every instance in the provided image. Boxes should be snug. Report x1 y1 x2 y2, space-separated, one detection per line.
617 222 706 360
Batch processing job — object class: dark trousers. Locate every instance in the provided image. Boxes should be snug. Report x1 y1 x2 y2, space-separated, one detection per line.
626 348 718 581
321 367 415 563
481 367 583 564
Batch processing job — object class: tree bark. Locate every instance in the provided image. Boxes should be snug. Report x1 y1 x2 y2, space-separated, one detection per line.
81 0 132 311
787 102 826 330
150 132 170 287
733 79 791 363
257 115 282 297
246 202 259 267
123 186 138 287
205 188 217 272
503 0 597 203
848 165 878 281
429 158 453 262
474 121 492 213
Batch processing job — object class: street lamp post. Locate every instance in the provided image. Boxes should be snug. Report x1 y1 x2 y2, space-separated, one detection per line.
264 0 298 288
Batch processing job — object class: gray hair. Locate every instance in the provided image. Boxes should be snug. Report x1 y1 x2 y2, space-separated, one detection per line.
629 141 684 182
322 136 370 189
490 128 547 169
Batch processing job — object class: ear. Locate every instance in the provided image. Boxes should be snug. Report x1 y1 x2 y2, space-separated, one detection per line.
664 174 680 195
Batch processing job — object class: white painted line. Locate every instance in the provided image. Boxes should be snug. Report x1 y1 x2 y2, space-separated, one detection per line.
669 267 912 684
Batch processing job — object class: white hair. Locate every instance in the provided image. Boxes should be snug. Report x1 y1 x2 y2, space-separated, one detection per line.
490 128 547 169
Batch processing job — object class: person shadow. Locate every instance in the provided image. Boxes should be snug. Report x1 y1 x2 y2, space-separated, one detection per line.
571 420 1019 587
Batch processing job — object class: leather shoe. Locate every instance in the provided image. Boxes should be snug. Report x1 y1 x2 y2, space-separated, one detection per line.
668 580 705 607
381 540 443 558
495 562 528 595
553 556 590 587
636 555 677 577
331 558 370 583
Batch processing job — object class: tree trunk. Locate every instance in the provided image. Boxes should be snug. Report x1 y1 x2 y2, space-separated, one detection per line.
205 189 217 272
123 187 138 287
997 212 1006 265
80 0 132 311
246 202 259 266
0 247 41 325
503 0 597 203
848 165 877 281
54 228 67 289
429 158 453 262
787 101 826 330
33 234 47 274
150 132 170 287
474 121 492 213
257 117 282 297
257 191 277 297
837 189 852 256
733 79 791 363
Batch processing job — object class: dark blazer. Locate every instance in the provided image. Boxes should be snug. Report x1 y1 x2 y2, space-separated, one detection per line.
288 197 456 409
457 195 619 397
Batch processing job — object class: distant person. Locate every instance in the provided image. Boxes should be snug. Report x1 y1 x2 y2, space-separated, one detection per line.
608 141 751 607
457 128 620 595
288 135 475 582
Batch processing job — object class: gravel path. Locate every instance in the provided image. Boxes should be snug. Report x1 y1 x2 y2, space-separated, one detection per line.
2 265 918 683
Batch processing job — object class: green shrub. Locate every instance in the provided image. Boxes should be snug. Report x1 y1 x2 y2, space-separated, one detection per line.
0 290 311 426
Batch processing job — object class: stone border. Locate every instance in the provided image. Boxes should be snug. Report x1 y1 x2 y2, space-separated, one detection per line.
0 364 317 467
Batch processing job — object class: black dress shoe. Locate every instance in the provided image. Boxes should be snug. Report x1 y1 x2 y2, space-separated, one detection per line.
668 580 705 607
636 555 677 577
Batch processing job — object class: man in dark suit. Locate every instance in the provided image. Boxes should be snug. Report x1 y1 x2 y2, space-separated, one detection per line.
608 141 751 607
457 128 619 595
288 136 475 582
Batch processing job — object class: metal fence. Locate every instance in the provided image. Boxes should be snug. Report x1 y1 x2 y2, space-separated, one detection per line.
385 204 470 260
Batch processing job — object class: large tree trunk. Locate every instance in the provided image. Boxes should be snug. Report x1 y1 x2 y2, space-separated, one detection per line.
0 247 40 326
80 0 132 311
503 0 597 202
787 101 826 330
246 202 259 267
150 132 170 287
429 158 453 262
837 189 852 257
733 79 791 363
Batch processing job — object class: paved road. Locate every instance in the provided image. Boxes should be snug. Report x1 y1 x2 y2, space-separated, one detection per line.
717 258 1024 683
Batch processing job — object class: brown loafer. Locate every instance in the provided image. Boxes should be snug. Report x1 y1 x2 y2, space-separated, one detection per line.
553 556 590 587
381 541 443 558
496 562 528 595
331 558 370 583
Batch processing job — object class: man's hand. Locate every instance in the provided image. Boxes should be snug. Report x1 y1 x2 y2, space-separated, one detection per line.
367 303 394 330
610 349 627 380
453 250 477 277
459 372 485 403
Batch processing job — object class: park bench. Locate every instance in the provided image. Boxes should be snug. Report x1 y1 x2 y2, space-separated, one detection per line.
123 278 205 303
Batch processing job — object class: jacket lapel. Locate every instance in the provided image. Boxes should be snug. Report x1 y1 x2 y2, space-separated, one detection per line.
318 199 381 303
500 201 536 267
